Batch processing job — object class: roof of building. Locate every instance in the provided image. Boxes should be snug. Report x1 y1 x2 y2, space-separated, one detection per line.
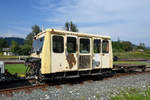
2 48 11 52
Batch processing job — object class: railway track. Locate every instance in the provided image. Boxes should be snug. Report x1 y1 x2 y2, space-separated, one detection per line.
110 68 150 79
0 84 48 97
0 67 150 97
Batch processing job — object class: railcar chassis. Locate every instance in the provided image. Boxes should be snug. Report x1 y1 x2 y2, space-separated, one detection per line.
25 57 147 81
25 57 114 81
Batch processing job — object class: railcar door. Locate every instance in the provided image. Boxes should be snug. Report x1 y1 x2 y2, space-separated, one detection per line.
92 38 102 69
65 36 78 71
51 34 66 73
102 40 110 68
78 37 92 70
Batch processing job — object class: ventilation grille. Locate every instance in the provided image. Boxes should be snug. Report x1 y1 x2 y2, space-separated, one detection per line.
79 55 90 69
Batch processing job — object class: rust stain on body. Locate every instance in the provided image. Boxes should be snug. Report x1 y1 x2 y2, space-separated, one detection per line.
66 53 76 69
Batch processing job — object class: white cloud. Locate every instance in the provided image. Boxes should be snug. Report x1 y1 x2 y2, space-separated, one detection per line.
0 26 31 39
0 32 27 38
36 0 150 23
33 0 150 46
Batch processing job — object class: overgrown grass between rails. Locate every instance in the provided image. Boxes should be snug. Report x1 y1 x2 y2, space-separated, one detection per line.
5 64 27 75
111 87 150 100
113 51 150 59
114 61 150 67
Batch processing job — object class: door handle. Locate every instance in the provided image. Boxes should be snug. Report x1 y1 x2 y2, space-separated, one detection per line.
102 54 105 56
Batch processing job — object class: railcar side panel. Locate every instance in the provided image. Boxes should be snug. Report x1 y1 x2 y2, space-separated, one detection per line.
40 29 113 75
51 34 66 73
41 30 51 74
101 40 111 68
109 41 113 68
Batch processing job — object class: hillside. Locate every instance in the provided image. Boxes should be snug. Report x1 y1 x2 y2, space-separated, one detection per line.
1 37 25 46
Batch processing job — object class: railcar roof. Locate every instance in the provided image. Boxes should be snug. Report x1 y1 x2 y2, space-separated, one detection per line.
36 29 111 39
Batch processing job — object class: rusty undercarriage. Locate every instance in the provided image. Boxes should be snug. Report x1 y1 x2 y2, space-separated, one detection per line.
25 57 147 81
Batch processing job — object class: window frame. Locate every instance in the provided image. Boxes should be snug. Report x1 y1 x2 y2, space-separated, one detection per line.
67 36 77 53
32 36 44 53
102 40 109 53
79 38 90 54
52 35 64 53
93 39 101 53
37 37 44 53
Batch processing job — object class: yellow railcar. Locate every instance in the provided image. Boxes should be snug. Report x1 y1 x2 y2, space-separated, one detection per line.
25 29 113 80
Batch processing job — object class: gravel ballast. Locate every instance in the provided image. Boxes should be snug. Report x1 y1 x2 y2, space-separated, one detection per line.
1 72 150 100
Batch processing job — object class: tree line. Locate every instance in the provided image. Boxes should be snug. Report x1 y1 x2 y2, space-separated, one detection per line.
112 40 146 52
0 21 147 56
0 21 79 55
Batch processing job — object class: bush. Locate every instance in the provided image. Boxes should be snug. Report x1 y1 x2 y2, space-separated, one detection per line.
112 41 133 53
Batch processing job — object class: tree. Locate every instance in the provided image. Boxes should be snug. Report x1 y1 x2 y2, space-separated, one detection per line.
121 41 133 51
137 43 145 49
32 25 41 35
25 32 34 45
65 21 70 31
0 38 8 52
22 24 41 55
112 41 133 52
112 41 124 52
64 21 78 32
19 44 32 55
25 24 41 46
10 40 20 55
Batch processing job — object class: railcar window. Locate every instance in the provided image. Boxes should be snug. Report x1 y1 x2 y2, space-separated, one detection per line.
67 37 76 53
32 39 37 53
80 38 90 53
32 37 44 53
94 39 101 53
37 37 44 53
53 36 64 53
102 40 109 53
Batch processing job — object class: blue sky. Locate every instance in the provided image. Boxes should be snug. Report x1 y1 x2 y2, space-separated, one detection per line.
0 0 150 46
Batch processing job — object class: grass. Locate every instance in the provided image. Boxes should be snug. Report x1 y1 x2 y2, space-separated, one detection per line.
4 61 150 76
111 87 150 100
0 55 19 59
114 61 150 67
113 51 150 59
5 64 27 75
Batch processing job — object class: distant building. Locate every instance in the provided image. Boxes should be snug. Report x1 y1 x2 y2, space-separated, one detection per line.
137 49 144 52
2 48 14 56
